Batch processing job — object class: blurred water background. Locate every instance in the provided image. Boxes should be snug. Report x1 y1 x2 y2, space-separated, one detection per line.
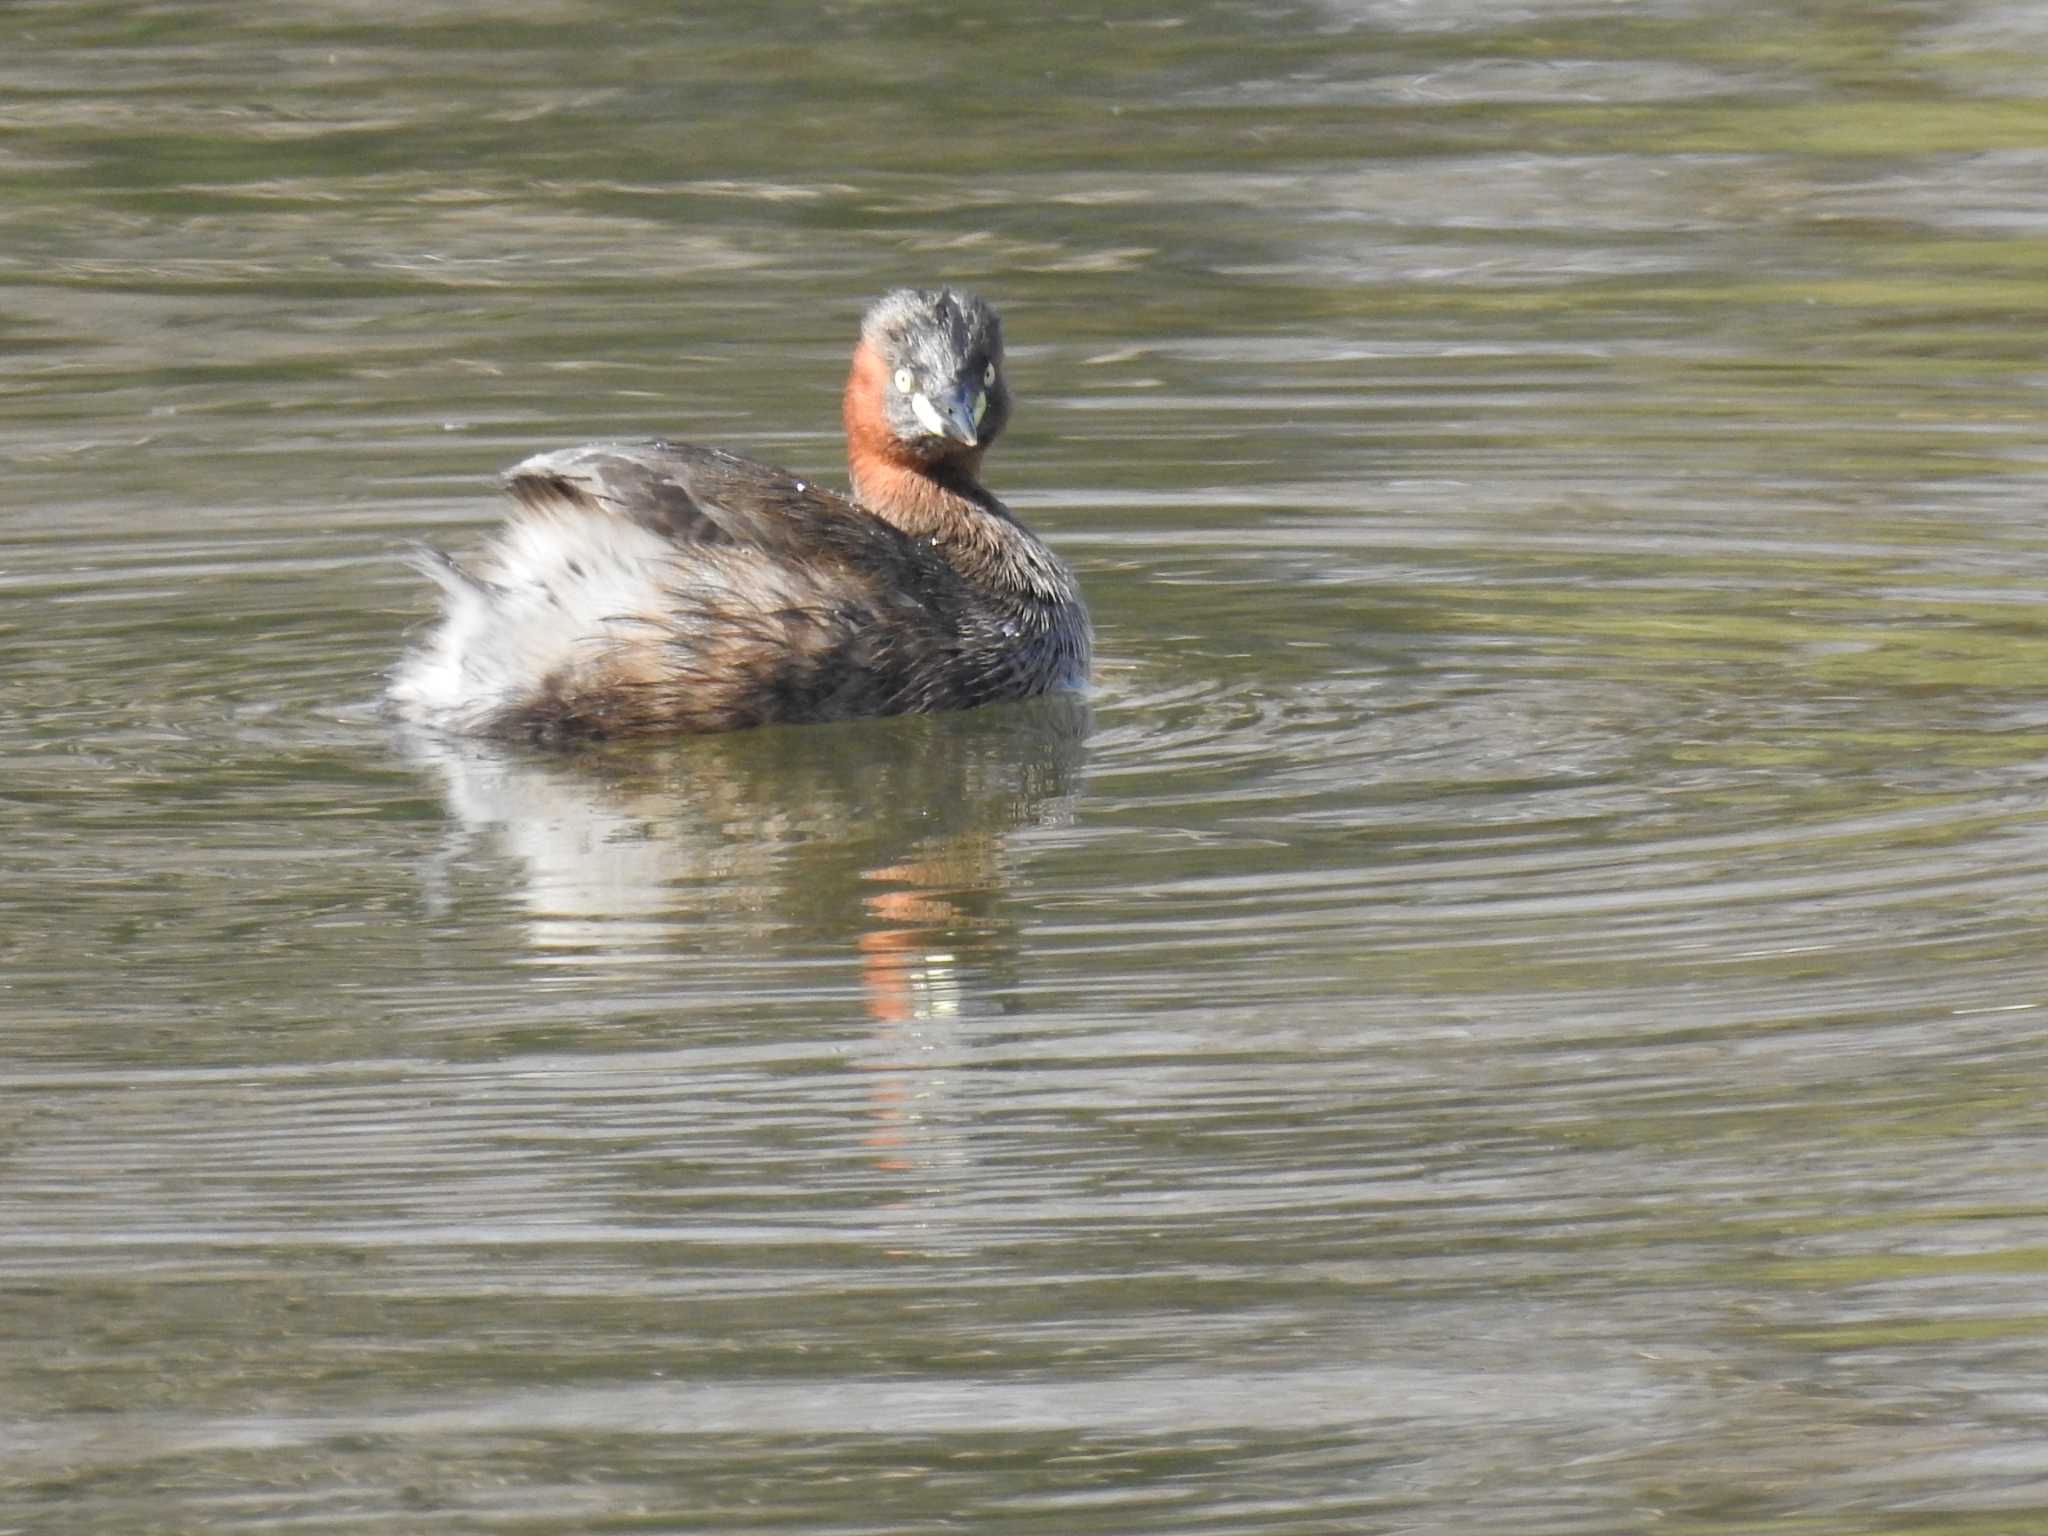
7 1 2048 1531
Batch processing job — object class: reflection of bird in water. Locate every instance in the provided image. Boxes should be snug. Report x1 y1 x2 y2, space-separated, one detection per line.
399 695 1089 1181
389 288 1090 740
389 692 1081 1196
393 700 1089 1204
397 694 1090 977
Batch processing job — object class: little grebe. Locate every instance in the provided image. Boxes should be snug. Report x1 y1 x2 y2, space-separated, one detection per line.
387 288 1090 739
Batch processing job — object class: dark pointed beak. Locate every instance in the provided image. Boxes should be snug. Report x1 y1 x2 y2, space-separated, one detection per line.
914 382 982 447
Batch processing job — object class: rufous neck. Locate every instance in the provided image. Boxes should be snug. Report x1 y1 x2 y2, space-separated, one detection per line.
841 340 1072 605
842 339 994 536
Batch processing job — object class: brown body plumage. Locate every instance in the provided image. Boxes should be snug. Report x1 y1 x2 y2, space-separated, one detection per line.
387 288 1090 741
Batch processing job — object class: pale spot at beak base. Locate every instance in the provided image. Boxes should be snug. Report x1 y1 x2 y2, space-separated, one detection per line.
910 392 949 438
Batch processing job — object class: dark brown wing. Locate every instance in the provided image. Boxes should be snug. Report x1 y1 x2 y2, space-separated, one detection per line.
503 439 886 557
502 437 998 639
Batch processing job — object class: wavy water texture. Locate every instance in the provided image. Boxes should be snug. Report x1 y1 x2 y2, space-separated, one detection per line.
6 3 2048 1534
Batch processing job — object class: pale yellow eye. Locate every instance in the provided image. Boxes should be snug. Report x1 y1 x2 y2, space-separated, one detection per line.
982 362 995 386
893 367 915 394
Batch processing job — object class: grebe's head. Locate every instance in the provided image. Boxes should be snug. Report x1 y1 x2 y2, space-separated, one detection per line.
859 287 1010 459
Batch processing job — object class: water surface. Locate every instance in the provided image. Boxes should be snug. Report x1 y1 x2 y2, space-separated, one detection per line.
7 2 2048 1532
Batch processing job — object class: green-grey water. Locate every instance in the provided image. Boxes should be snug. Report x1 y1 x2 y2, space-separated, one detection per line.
8 2 2048 1532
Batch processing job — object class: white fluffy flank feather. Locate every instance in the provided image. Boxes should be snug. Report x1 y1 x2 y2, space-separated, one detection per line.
386 507 678 733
